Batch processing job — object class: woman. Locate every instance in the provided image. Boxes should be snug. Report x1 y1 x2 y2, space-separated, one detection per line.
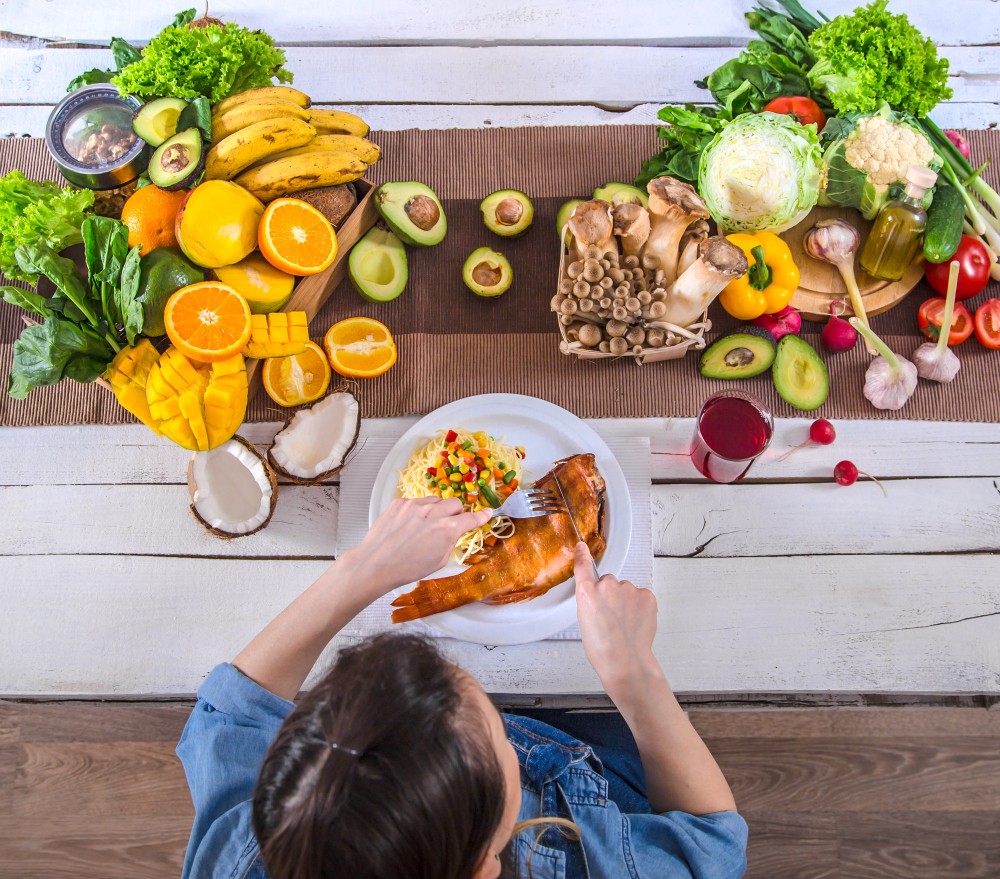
178 497 747 878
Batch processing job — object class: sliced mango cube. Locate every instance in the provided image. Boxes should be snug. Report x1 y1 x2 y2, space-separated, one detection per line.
242 311 310 359
104 340 162 434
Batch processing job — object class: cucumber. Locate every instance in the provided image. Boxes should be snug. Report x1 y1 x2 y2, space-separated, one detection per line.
924 179 965 263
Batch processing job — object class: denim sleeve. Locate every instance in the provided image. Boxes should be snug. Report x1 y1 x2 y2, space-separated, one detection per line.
176 663 295 879
625 810 749 879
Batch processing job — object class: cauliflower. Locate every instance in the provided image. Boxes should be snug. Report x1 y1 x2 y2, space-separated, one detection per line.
818 105 942 220
843 114 935 190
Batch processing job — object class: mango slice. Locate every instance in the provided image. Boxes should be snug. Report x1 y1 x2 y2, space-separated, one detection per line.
104 340 162 435
243 311 310 359
146 347 248 451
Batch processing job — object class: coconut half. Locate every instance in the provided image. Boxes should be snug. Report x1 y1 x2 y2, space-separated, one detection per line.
187 435 279 538
268 390 361 484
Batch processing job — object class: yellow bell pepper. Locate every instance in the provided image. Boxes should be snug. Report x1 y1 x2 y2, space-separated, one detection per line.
104 340 162 435
719 231 800 321
242 311 310 360
145 347 248 451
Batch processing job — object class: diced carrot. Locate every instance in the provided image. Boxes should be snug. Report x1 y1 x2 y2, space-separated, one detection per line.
485 535 498 547
493 467 504 480
477 448 490 459
508 478 519 490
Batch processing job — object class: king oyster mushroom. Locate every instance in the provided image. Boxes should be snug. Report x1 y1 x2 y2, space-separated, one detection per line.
187 435 279 539
660 237 749 328
678 218 710 277
567 200 616 261
268 390 361 484
643 177 711 288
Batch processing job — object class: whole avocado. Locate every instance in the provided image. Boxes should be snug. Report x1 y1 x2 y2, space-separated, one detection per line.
136 247 204 336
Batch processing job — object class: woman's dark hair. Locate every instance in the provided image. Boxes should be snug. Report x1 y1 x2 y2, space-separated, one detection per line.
252 633 507 879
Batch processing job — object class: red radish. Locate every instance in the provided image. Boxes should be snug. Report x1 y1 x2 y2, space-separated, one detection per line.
944 129 971 161
833 459 886 497
778 418 836 461
821 299 857 352
752 305 801 341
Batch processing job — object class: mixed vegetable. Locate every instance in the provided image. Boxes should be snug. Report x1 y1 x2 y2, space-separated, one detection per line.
424 429 525 512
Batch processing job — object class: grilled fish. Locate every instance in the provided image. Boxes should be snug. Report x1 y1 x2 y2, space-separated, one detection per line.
391 453 606 622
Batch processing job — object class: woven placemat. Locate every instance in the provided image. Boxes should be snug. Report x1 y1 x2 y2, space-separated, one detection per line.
2 127 999 427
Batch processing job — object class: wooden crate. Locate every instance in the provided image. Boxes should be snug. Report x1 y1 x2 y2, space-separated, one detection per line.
245 179 379 399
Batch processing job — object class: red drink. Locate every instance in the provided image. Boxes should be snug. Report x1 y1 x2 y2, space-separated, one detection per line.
690 391 774 483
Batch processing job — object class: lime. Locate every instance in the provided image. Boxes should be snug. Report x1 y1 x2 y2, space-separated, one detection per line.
137 247 205 336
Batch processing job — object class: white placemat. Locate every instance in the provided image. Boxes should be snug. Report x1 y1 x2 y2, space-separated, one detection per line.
336 422 651 642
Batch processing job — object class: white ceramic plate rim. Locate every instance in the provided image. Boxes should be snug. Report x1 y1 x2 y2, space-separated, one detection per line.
368 394 631 644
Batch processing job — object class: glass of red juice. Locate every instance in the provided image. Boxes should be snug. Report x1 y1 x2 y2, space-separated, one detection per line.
690 391 774 483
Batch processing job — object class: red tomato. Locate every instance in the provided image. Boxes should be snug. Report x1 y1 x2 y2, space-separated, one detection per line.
917 297 974 345
924 236 992 299
763 96 826 132
974 299 1000 349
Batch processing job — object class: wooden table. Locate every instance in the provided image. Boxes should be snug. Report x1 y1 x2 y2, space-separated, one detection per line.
1 1 998 699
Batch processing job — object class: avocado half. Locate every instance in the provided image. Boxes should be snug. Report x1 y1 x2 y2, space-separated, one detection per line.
480 189 533 237
462 247 512 297
133 96 188 148
700 327 777 379
593 182 649 208
773 335 829 411
148 128 204 190
374 182 447 247
349 226 408 303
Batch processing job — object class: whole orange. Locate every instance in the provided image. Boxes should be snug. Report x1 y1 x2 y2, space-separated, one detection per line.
120 185 188 256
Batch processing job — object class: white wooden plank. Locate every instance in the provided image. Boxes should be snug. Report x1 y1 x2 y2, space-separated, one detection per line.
3 46 996 107
0 484 340 558
4 100 999 139
1 554 996 695
7 0 1000 47
1 419 998 486
3 476 998 558
651 478 1000 558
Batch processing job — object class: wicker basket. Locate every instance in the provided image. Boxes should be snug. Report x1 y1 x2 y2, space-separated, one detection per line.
552 239 710 365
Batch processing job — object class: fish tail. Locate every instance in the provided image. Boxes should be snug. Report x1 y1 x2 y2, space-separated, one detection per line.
391 572 491 622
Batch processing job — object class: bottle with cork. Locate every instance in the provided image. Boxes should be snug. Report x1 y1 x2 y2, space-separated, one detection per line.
860 165 938 281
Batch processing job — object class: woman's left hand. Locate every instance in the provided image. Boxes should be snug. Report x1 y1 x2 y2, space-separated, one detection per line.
343 498 492 602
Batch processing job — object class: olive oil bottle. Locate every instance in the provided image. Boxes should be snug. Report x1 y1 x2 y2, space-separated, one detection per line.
860 165 938 281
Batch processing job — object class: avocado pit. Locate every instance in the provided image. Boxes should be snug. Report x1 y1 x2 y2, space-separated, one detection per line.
404 195 440 231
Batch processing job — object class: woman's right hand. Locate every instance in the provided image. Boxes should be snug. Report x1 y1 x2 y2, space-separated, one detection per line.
573 542 661 695
344 498 492 601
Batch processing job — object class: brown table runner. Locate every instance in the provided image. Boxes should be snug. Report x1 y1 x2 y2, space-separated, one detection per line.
2 127 999 426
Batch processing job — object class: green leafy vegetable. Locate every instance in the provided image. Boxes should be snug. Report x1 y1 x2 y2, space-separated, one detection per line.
637 105 728 186
112 17 292 103
0 172 93 283
176 96 213 143
805 0 951 117
7 316 116 400
15 245 98 327
0 286 52 320
117 246 145 346
698 111 823 232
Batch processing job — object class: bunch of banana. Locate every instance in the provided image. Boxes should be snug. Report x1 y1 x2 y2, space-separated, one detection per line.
206 85 379 202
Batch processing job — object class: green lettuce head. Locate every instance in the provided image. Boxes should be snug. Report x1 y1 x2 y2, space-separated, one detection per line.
698 111 823 233
818 105 943 221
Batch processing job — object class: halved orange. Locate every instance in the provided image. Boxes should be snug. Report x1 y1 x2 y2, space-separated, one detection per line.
258 198 338 276
163 281 252 363
262 341 332 407
323 317 397 378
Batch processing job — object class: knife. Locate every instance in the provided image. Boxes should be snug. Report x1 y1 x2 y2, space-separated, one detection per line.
553 472 601 581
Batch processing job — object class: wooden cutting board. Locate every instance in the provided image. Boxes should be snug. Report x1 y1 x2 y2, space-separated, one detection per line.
780 205 925 321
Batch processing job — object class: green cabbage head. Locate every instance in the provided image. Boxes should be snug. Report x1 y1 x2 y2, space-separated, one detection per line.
698 111 823 233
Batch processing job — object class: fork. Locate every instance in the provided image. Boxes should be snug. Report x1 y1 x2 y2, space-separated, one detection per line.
487 488 564 520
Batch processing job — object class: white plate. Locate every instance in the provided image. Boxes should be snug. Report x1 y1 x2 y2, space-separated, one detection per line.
369 394 631 644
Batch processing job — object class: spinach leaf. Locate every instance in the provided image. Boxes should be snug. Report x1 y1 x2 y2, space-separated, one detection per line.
14 244 99 327
1 286 53 319
176 96 213 143
7 316 115 399
66 37 140 93
110 36 141 71
117 245 145 346
81 215 129 329
172 8 197 27
67 68 116 92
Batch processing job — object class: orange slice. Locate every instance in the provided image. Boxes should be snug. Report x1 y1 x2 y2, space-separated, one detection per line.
323 317 397 378
163 281 252 363
258 198 338 276
262 341 332 407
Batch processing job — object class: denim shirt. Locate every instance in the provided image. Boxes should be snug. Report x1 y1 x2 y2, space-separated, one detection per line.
178 663 748 879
